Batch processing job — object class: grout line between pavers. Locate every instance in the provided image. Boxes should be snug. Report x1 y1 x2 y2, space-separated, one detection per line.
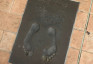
78 10 87 13
0 9 10 14
90 12 93 15
69 46 80 50
0 31 15 53
0 30 17 53
0 29 17 35
10 12 23 16
73 27 84 32
77 0 93 64
78 10 89 14
0 48 11 53
0 7 23 16
0 30 4 43
70 46 93 55
0 31 10 53
9 0 15 13
82 50 93 54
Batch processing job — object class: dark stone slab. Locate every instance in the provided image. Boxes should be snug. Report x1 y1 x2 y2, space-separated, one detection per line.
9 0 79 64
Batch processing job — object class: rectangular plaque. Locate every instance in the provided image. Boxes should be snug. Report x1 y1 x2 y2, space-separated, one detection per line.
9 0 79 64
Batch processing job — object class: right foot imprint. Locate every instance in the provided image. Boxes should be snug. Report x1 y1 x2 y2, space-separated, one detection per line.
42 27 57 62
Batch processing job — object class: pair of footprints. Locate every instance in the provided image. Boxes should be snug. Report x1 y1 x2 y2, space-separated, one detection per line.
23 23 57 62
